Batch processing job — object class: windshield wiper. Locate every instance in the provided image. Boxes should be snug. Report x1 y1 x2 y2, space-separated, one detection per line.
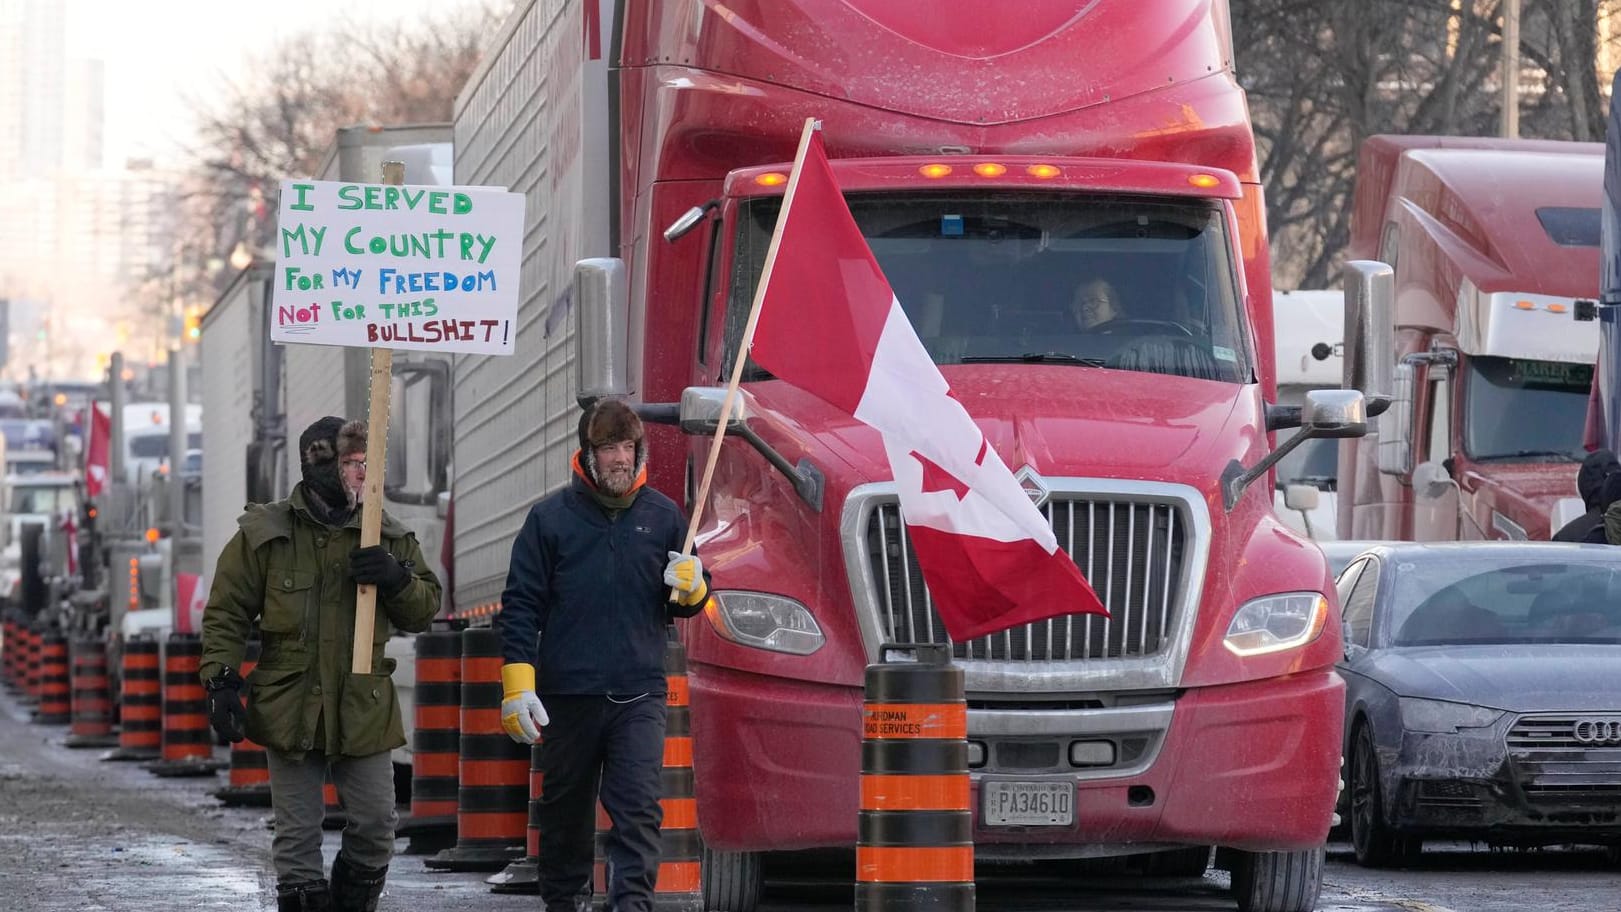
1474 449 1582 463
960 353 1105 366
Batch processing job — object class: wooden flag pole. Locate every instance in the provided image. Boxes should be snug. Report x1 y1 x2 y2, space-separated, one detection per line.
351 160 403 674
669 117 820 600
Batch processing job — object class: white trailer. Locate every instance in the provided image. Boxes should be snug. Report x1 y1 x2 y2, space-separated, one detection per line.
200 264 274 571
448 0 615 613
1272 289 1344 540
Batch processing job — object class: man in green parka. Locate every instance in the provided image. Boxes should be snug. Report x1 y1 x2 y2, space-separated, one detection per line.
200 416 441 912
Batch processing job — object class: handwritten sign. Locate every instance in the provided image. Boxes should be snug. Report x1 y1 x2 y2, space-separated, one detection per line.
270 179 525 355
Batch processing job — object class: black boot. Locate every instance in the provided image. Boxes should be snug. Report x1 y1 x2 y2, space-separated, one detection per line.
330 852 388 912
276 880 332 912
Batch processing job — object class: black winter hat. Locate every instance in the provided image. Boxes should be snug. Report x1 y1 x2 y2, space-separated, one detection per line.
299 416 346 467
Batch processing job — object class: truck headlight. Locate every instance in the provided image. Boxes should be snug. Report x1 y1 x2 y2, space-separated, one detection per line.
1222 592 1329 656
705 591 824 655
1398 697 1502 733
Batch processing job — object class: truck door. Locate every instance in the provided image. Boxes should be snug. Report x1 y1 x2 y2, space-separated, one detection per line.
1412 365 1460 540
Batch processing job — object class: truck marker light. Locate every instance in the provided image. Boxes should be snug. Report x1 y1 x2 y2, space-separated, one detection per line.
1025 164 1061 179
1188 173 1221 188
1513 300 1535 310
972 162 1007 178
1547 303 1568 314
144 527 160 544
918 163 953 179
754 172 788 186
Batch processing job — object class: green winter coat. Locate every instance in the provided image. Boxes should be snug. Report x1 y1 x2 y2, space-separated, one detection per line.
199 484 442 759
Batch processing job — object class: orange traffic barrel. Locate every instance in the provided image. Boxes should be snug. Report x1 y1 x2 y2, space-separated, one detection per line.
34 633 71 724
105 636 161 761
214 640 270 806
399 621 464 856
322 768 348 830
144 633 221 777
65 636 118 747
590 631 703 911
425 626 526 872
856 643 973 911
1 618 21 690
22 626 43 703
486 741 543 894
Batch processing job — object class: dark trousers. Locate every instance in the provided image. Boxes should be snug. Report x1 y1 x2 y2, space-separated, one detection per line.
539 694 667 912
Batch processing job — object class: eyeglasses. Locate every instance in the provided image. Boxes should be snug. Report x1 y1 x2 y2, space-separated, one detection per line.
341 458 366 471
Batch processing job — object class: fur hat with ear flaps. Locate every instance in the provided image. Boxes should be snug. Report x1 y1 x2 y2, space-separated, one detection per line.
337 420 367 460
577 398 646 486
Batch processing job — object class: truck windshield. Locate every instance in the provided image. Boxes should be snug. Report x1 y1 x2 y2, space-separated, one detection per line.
9 486 77 515
725 192 1252 383
1462 356 1590 462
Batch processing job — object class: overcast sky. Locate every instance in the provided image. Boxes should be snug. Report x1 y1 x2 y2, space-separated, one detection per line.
64 0 472 166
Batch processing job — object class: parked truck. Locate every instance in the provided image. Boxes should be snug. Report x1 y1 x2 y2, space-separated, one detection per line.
452 3 1357 910
1338 136 1602 543
1272 289 1344 540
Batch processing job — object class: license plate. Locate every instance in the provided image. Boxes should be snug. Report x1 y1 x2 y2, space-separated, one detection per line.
982 780 1074 826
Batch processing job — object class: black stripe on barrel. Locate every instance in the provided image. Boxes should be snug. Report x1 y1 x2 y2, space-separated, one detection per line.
856 643 973 912
425 626 526 872
23 628 43 702
2 619 20 689
34 633 71 724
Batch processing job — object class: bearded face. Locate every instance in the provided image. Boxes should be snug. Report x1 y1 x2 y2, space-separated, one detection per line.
592 439 638 495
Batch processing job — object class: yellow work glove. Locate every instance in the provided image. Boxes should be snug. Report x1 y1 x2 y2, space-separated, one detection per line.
664 551 708 606
500 663 548 744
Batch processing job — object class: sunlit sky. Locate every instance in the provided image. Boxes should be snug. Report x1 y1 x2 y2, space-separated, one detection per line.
63 0 474 166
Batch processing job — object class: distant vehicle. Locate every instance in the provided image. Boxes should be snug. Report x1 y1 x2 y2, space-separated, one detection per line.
1273 289 1343 540
120 402 202 485
1335 542 1621 867
0 419 58 476
0 471 81 604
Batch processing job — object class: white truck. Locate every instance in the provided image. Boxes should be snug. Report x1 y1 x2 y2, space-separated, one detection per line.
1272 289 1343 540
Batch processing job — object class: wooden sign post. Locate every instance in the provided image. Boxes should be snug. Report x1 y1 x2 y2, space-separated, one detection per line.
350 162 403 672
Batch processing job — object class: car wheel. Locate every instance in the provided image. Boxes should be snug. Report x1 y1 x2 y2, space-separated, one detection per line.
702 846 762 912
1228 846 1324 912
1350 724 1420 867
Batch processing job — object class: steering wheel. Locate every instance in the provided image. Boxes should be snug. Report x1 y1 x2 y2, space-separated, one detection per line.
1092 318 1196 338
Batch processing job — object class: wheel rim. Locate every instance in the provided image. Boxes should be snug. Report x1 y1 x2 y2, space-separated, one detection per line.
1351 731 1378 857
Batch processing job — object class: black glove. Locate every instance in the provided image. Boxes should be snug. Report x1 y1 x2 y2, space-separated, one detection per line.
349 546 412 597
204 666 246 744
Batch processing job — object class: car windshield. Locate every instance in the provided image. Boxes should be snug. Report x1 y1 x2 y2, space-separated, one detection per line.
1463 357 1590 462
1388 557 1621 646
726 192 1252 384
9 485 77 515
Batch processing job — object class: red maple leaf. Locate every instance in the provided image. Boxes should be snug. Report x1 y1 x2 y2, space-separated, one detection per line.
912 450 970 501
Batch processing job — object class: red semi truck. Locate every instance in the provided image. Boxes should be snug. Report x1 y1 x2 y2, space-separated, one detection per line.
1338 136 1602 543
451 3 1352 910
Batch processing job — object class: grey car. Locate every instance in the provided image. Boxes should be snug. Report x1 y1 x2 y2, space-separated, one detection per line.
1335 542 1621 867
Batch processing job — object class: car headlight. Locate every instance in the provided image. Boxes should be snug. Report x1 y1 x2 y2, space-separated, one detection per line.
704 591 824 655
1223 592 1329 656
1398 697 1503 733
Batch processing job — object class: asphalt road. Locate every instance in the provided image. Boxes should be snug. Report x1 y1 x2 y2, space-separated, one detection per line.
1 686 1616 912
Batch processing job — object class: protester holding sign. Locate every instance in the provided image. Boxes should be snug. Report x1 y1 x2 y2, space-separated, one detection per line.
496 398 711 912
199 417 442 912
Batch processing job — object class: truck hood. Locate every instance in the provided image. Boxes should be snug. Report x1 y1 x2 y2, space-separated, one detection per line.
747 365 1257 489
1366 645 1621 713
1459 461 1578 538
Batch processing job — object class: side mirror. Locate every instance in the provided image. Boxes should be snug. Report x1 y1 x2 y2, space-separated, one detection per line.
1376 361 1414 476
575 258 630 407
1342 260 1395 395
1222 390 1367 511
1284 483 1321 512
1412 460 1453 499
679 387 751 435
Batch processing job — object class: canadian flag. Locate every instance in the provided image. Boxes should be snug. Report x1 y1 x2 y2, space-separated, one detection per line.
175 572 209 635
748 127 1107 641
85 402 111 499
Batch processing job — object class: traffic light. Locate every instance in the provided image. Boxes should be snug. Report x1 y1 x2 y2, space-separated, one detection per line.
184 309 201 342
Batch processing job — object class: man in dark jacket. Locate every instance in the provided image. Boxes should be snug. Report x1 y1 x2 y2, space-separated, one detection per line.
1552 448 1620 542
201 417 442 912
497 399 709 912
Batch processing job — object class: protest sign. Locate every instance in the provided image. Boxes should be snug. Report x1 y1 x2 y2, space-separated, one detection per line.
270 179 525 355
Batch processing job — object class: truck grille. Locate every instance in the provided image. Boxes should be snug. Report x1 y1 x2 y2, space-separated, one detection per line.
1507 716 1621 800
863 496 1188 661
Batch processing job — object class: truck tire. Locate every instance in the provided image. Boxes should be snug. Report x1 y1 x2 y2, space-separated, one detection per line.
702 846 762 912
1350 725 1421 867
1228 846 1323 912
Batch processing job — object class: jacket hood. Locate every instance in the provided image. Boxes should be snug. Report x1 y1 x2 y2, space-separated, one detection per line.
1577 449 1619 509
1366 644 1621 713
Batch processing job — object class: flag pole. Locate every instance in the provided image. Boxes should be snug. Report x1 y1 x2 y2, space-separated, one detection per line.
670 116 821 599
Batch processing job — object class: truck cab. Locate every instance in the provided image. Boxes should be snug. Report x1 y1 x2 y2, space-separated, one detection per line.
1339 137 1601 542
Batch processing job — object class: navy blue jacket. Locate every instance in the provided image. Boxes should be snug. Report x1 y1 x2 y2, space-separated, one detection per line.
498 472 706 696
